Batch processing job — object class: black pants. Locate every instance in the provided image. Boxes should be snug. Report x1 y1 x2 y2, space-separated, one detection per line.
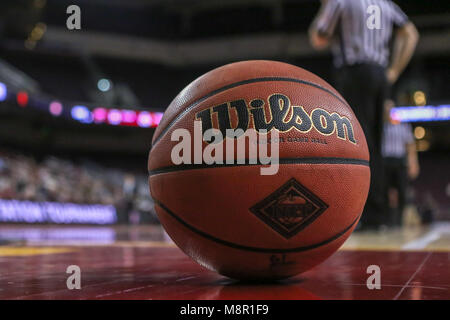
336 63 387 227
384 157 408 226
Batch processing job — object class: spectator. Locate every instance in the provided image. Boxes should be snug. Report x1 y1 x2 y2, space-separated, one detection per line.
0 149 157 223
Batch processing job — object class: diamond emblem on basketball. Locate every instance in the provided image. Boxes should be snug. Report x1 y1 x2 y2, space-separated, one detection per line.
250 178 329 239
148 60 370 280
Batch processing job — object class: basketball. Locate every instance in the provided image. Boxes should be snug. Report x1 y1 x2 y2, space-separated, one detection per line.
148 60 370 280
4 0 448 304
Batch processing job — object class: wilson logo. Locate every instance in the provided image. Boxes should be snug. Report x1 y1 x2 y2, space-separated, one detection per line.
195 93 356 144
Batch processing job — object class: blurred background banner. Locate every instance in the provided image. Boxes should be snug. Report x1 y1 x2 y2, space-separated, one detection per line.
0 0 449 226
0 199 116 224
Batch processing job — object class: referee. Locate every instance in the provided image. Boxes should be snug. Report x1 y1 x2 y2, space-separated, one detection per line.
382 100 419 227
309 0 419 229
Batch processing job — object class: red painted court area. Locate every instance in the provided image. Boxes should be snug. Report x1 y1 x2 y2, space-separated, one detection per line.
0 233 448 300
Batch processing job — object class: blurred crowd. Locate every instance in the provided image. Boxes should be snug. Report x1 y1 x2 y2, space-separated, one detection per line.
0 150 157 223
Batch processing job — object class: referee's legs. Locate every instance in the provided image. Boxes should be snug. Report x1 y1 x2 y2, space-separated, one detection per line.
336 64 387 228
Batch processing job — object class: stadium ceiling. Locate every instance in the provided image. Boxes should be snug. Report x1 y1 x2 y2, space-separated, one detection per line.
39 22 450 66
1 0 449 66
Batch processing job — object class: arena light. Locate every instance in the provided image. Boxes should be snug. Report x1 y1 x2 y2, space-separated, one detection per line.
413 90 426 106
107 109 122 125
7 89 166 128
71 105 92 123
122 110 137 124
17 91 29 107
0 82 7 101
414 126 425 140
97 78 112 92
93 108 108 123
49 101 63 116
93 107 108 123
391 105 450 122
137 111 152 128
30 23 47 41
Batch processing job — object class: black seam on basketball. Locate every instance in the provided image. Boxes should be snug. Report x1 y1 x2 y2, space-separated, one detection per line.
154 199 359 253
148 157 369 176
152 77 349 147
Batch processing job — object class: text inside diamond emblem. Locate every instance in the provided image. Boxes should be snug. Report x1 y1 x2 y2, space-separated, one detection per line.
250 178 328 239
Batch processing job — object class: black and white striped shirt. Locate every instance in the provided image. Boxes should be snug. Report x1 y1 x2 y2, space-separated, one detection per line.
382 122 414 158
316 0 409 68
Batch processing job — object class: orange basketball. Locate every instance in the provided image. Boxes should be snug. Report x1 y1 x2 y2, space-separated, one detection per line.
148 60 370 280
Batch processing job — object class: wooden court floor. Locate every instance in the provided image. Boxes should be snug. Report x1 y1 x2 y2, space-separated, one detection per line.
0 223 449 300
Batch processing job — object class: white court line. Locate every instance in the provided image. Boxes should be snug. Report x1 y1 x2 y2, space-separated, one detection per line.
393 251 432 300
95 284 155 298
175 276 198 282
343 283 447 290
402 222 450 250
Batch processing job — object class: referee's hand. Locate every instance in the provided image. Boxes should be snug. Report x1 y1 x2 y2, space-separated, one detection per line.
408 162 420 180
407 143 420 180
386 68 400 84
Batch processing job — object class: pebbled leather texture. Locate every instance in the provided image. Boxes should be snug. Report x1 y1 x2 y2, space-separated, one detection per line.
148 60 370 280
